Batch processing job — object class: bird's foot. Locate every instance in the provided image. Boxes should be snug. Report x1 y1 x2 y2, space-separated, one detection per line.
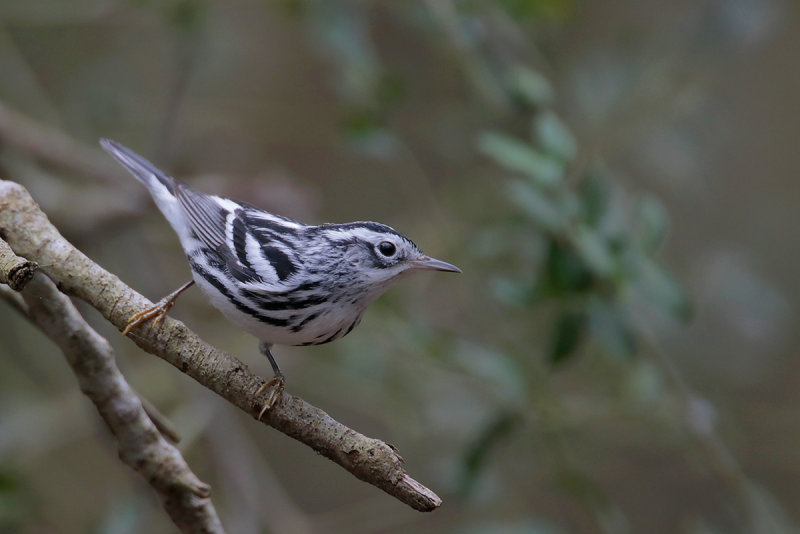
122 300 174 336
122 281 194 336
256 374 285 420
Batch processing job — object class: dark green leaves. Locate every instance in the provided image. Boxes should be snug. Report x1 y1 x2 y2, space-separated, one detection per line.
548 311 587 366
542 240 594 296
458 410 523 497
579 169 611 228
589 298 637 359
479 98 690 368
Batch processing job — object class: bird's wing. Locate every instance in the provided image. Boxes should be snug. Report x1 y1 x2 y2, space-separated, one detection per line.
175 183 307 293
174 183 228 250
229 209 306 293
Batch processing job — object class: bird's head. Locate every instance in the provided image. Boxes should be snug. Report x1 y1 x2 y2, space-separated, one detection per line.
318 222 460 294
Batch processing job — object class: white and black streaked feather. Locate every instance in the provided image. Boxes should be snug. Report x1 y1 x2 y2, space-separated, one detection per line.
175 184 228 250
101 139 460 348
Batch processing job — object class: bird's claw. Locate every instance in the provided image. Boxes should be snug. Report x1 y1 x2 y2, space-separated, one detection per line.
122 298 176 336
122 281 194 336
256 375 285 420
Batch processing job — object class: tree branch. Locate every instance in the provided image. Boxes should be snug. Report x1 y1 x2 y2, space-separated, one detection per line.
0 237 37 290
3 271 224 533
0 179 442 512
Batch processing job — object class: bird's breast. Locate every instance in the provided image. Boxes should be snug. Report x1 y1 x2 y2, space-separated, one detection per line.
193 271 367 347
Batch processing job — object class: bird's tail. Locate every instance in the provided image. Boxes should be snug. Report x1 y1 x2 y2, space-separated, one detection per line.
100 139 176 193
100 139 195 247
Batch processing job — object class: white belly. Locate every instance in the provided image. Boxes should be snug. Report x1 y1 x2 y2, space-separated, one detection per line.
193 272 363 346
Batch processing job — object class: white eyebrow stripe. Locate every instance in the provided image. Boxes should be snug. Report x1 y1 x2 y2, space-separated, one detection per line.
322 227 391 243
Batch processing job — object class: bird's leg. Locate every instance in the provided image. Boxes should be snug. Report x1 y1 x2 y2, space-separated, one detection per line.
256 342 285 420
122 280 195 336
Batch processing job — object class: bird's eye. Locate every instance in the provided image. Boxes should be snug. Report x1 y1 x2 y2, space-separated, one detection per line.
377 241 397 257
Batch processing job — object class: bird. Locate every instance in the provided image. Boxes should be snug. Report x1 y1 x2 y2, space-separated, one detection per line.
100 139 460 418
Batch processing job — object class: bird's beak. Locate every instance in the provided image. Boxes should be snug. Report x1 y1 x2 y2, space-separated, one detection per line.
410 256 462 273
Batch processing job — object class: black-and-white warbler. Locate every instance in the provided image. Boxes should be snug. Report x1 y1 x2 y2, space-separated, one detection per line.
101 139 460 415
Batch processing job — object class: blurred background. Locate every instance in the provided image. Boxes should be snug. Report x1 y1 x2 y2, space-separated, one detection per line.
0 0 798 533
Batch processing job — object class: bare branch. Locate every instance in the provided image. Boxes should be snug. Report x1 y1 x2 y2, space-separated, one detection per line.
0 238 37 290
0 179 442 512
4 270 224 533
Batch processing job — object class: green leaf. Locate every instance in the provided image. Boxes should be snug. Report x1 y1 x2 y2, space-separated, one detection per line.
506 180 564 230
458 410 523 497
480 132 564 188
506 65 554 106
634 256 692 321
579 169 611 227
572 226 615 277
547 311 586 366
589 299 636 359
534 111 576 161
636 195 669 253
542 240 594 295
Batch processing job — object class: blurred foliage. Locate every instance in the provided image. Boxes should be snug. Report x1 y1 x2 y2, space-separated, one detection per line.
480 88 691 365
0 468 32 533
0 0 798 533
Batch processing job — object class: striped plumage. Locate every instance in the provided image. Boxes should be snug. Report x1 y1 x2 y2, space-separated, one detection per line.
101 139 460 355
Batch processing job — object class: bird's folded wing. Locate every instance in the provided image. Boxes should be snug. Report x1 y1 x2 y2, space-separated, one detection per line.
175 184 228 250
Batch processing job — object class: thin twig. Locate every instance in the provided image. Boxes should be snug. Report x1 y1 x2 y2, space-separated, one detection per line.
139 395 182 444
8 271 224 533
0 179 442 512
